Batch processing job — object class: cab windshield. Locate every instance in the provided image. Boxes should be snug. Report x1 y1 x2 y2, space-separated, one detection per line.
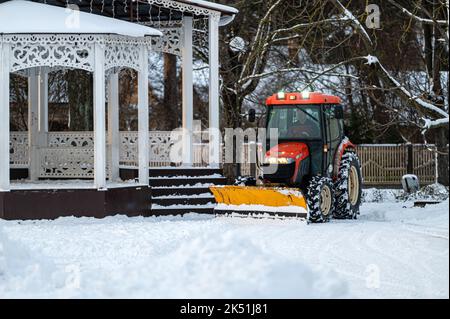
267 105 322 140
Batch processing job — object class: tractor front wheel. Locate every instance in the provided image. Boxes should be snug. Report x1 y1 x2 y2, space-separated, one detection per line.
306 176 335 223
334 152 363 219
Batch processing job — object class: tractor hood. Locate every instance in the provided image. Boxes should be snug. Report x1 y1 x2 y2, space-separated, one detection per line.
266 142 309 161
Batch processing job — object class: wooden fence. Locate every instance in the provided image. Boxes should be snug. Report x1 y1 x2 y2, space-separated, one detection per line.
356 144 438 186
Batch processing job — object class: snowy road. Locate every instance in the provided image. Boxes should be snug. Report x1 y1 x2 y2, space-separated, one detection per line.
1 198 448 299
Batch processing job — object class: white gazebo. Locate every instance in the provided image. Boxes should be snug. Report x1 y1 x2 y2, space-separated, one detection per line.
0 0 237 219
1 0 163 191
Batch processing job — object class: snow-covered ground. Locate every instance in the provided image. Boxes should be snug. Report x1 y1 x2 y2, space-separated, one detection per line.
0 188 448 299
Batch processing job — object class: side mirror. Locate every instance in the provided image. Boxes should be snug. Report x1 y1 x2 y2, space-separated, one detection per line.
335 106 344 119
248 109 256 123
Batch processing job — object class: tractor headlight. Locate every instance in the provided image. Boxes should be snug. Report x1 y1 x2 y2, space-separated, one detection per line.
265 157 295 165
301 91 311 99
277 92 286 100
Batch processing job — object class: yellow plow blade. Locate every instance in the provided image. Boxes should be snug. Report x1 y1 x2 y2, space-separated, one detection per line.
210 186 309 218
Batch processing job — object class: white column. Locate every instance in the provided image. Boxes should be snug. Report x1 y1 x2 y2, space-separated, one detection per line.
182 16 194 166
0 42 10 191
93 43 107 190
38 69 48 147
28 72 39 181
138 47 149 185
107 72 120 182
208 14 221 168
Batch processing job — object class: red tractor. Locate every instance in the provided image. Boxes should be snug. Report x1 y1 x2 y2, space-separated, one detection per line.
211 92 363 223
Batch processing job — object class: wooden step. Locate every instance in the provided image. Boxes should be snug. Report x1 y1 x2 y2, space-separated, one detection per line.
119 167 224 181
148 167 225 216
151 208 215 216
152 187 213 197
149 168 223 178
149 177 227 187
151 204 216 216
153 196 215 207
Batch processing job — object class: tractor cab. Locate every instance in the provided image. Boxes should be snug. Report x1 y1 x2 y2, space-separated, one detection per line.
263 92 346 186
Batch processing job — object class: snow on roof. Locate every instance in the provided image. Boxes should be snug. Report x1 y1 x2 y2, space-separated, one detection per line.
0 0 162 37
180 0 239 15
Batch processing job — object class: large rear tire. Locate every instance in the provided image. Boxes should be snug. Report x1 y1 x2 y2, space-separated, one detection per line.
334 152 363 219
306 176 335 223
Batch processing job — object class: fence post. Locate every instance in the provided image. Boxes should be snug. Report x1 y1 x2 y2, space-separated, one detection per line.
407 143 414 175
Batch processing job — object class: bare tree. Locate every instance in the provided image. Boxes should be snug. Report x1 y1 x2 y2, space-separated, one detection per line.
328 0 448 184
215 0 448 183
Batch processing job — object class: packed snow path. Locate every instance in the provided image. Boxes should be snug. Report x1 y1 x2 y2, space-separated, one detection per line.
1 199 448 299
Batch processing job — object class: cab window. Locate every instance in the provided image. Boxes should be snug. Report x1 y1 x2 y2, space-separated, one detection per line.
267 106 321 139
324 107 341 141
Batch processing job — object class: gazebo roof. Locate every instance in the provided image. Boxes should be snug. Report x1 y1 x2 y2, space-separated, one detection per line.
0 0 162 37
180 0 238 15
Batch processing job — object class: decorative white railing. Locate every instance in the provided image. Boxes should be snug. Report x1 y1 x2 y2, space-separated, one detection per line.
10 131 210 178
40 147 95 178
48 132 95 148
10 132 29 169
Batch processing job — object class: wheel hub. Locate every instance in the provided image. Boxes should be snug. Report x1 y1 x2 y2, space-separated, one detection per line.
349 166 360 206
320 185 332 216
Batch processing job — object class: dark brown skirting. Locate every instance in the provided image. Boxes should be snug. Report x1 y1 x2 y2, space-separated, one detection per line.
119 168 139 181
10 168 29 180
0 186 151 220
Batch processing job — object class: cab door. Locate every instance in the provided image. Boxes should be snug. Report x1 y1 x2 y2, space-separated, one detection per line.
323 105 344 177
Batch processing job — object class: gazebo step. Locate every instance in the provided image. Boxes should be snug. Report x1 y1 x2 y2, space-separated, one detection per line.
151 206 216 216
149 167 223 178
152 196 215 207
148 168 226 216
152 186 213 197
149 177 227 187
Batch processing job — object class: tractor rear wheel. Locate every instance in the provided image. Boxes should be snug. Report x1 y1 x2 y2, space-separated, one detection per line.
334 152 363 219
306 176 335 223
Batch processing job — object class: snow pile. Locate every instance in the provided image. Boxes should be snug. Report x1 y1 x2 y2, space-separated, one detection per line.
362 188 402 203
0 224 66 298
363 183 449 203
400 183 449 202
76 231 348 299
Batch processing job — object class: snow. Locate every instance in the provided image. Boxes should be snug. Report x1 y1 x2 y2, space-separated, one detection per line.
153 183 217 189
153 193 214 200
365 55 379 66
423 117 449 129
10 179 145 190
339 4 373 45
216 203 308 215
0 0 162 37
149 174 224 180
152 203 216 210
368 54 449 120
0 190 448 299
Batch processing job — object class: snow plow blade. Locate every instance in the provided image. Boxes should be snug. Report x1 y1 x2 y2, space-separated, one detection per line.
210 186 309 219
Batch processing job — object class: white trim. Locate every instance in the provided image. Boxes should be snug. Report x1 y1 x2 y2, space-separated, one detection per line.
93 43 107 190
182 16 194 166
144 0 224 18
108 72 120 182
181 0 239 14
28 73 39 181
38 69 49 146
208 15 221 168
138 46 150 185
3 34 154 74
0 41 10 191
